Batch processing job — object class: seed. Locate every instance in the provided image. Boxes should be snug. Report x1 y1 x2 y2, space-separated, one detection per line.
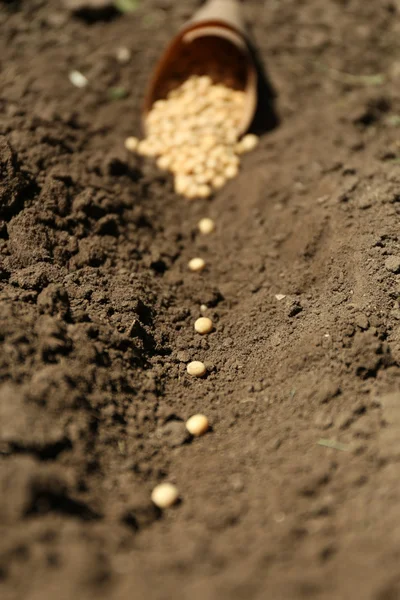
197 184 212 198
188 257 206 272
175 175 191 195
157 155 172 170
225 164 239 179
187 361 207 377
186 414 210 437
185 185 200 200
124 136 139 152
198 217 215 235
194 317 213 335
153 99 167 111
195 170 214 185
212 175 226 189
151 483 179 509
236 133 259 154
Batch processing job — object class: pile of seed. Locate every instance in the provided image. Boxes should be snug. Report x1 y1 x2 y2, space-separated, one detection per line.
125 75 258 199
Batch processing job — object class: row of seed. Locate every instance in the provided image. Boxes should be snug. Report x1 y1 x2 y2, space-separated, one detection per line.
150 218 217 508
124 77 259 510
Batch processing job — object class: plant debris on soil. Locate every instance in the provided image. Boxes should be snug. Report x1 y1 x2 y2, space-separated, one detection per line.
1 1 400 599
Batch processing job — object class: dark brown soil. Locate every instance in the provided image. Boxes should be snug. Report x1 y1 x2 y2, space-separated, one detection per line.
1 1 400 598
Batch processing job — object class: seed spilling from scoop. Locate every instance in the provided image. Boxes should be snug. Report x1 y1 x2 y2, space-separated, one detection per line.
126 75 259 198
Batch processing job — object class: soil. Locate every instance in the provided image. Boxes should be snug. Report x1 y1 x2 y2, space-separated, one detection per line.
1 1 400 599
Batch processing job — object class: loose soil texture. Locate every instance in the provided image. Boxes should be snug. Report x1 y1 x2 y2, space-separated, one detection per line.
1 1 400 599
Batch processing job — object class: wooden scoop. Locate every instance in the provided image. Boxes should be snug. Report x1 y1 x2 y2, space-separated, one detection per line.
143 0 257 137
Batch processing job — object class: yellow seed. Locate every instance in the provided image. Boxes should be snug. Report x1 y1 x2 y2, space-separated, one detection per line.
185 185 201 200
175 175 191 194
188 257 206 272
200 135 217 151
198 217 215 235
195 170 214 185
157 155 172 170
197 75 213 90
153 99 167 111
237 134 259 154
194 317 213 334
197 184 212 198
187 361 207 377
212 175 227 189
186 414 210 437
137 140 157 156
151 483 179 509
124 136 139 152
225 164 239 179
223 130 239 145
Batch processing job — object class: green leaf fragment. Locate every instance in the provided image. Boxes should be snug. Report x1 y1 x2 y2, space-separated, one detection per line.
317 438 349 451
114 0 139 13
386 115 400 127
312 61 385 86
108 86 128 100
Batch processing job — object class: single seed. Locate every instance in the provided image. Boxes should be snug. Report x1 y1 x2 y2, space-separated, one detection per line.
198 217 215 235
153 99 167 111
225 164 239 179
175 175 191 194
151 483 179 509
188 257 206 272
186 414 210 437
185 184 201 199
124 136 139 152
197 184 212 198
200 304 208 313
236 133 259 154
157 155 172 170
187 361 207 377
212 175 226 189
194 317 213 334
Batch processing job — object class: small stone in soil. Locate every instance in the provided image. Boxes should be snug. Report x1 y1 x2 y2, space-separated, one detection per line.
186 414 210 437
116 47 131 64
194 317 213 334
187 361 207 377
69 70 88 88
275 294 286 301
188 258 206 272
151 483 179 509
385 256 400 274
